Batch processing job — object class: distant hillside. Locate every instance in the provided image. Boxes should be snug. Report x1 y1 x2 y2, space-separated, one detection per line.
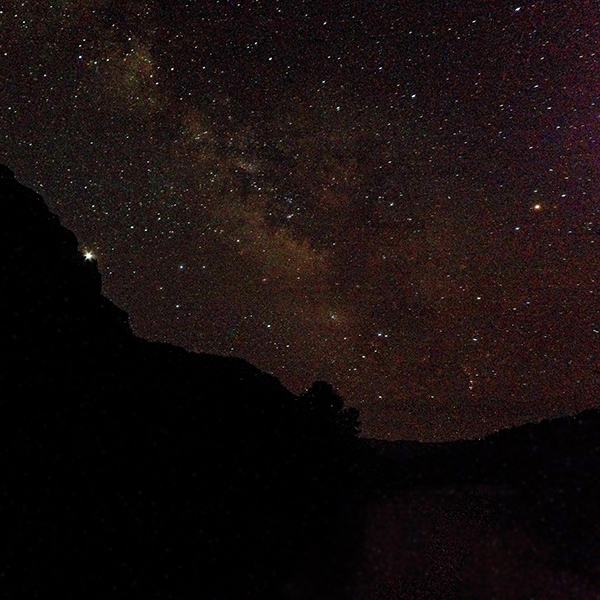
365 406 600 488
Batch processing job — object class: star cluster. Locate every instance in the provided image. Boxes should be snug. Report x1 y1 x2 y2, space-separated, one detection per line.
2 0 600 439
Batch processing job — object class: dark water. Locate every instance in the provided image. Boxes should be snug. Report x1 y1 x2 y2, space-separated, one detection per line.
283 484 600 599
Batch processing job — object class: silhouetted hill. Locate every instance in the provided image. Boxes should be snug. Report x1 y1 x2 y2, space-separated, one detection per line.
366 407 600 487
0 164 369 599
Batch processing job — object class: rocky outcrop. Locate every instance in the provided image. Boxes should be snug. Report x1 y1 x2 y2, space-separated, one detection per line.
0 164 365 599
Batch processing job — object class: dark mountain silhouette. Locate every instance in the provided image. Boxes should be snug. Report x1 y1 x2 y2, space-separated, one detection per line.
0 164 370 598
367 407 600 486
3 161 600 598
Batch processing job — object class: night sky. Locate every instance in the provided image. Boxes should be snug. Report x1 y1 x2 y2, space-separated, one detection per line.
2 0 600 440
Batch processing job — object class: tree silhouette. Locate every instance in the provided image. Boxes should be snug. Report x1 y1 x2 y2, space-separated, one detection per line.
300 381 361 439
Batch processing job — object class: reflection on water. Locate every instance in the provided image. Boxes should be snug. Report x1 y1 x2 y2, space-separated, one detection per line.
284 484 600 599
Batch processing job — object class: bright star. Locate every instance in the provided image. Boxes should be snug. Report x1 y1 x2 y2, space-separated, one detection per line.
84 251 94 261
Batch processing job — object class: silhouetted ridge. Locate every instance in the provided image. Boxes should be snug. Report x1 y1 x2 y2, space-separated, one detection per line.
1 165 130 346
366 406 600 488
0 164 367 599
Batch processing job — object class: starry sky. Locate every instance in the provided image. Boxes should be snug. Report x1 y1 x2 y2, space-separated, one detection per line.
2 0 600 440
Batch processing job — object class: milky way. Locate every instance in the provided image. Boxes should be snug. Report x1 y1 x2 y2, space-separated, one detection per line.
2 1 600 440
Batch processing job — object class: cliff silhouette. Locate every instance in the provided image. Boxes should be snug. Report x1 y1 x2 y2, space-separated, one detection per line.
3 162 600 598
0 164 368 598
